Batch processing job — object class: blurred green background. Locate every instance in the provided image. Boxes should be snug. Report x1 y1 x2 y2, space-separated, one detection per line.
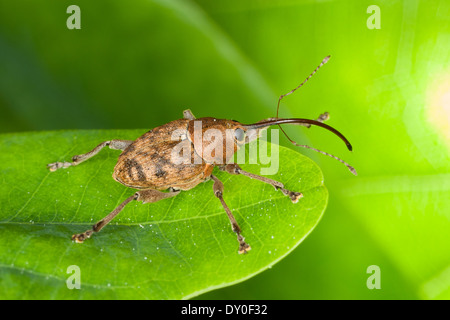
1 0 449 299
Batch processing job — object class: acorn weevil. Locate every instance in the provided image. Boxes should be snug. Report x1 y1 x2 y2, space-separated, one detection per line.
47 56 356 254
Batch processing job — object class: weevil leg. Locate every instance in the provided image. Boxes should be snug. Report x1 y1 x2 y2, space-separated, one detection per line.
211 174 251 254
220 163 303 203
71 193 138 243
71 188 180 243
47 139 133 171
183 109 196 120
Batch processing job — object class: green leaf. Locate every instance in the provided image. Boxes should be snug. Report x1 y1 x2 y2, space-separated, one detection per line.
190 0 450 300
0 129 327 299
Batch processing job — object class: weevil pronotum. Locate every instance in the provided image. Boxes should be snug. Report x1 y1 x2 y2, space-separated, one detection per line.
48 56 356 254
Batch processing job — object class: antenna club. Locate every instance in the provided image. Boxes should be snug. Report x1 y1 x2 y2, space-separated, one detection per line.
349 166 358 176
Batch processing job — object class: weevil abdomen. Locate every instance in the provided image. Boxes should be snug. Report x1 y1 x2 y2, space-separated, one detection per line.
113 119 213 190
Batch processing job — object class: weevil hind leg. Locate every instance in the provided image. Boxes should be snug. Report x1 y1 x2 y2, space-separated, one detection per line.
48 139 133 172
211 174 251 254
220 164 303 203
72 188 180 243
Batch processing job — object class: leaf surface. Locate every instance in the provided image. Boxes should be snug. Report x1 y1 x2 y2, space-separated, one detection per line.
0 130 327 299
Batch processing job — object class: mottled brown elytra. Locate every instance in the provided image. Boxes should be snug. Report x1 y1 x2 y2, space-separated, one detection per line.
48 56 356 254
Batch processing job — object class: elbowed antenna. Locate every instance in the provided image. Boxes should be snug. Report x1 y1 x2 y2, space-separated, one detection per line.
277 55 331 117
255 55 357 175
242 118 357 175
276 55 333 148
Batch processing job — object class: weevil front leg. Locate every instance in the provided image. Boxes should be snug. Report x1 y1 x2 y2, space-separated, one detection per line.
47 139 133 171
220 164 303 203
72 188 180 243
183 109 196 120
211 174 251 254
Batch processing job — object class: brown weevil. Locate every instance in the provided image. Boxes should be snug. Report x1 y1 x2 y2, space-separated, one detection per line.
47 56 356 254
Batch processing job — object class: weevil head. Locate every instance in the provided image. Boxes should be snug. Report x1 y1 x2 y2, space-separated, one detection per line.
186 116 356 175
187 117 249 165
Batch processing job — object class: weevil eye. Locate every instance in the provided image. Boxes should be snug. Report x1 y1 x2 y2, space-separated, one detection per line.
234 128 245 142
